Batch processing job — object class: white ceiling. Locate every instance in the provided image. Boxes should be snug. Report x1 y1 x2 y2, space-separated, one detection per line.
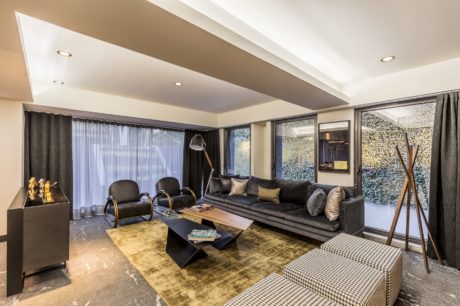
156 0 460 90
18 13 274 113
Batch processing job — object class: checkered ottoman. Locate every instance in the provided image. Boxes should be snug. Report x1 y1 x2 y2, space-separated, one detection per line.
225 273 338 306
284 249 386 306
321 233 402 306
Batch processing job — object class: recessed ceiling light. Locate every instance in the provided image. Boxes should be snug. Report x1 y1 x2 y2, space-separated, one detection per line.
380 56 395 62
57 50 72 57
53 80 64 85
174 82 183 86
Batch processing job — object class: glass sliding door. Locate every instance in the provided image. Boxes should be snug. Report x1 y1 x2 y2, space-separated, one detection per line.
358 101 435 238
274 117 316 181
226 126 251 176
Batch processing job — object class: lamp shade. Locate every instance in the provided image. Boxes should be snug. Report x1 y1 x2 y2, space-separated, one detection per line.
189 134 206 151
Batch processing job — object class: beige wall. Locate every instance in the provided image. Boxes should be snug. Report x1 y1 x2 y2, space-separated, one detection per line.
0 100 24 236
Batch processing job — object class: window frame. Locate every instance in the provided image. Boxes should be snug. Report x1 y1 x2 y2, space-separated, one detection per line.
271 115 318 182
354 97 437 242
224 125 251 176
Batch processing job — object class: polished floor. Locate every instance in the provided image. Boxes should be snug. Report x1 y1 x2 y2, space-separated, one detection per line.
0 216 459 305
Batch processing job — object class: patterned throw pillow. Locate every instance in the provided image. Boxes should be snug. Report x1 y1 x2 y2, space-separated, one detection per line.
325 186 345 221
229 178 249 196
306 188 327 216
257 186 281 204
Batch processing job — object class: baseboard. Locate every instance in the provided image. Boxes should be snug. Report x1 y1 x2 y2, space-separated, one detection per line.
363 231 422 253
0 235 6 242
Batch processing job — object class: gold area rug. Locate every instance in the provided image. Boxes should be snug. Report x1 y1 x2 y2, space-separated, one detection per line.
106 218 318 306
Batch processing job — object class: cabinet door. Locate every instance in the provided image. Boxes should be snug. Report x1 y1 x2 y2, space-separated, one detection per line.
23 203 69 271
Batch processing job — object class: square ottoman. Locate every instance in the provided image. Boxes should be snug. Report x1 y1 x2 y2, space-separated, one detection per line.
321 233 402 306
225 273 338 306
284 249 386 306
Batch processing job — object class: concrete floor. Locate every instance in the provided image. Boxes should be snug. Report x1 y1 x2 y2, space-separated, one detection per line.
0 216 459 305
0 217 163 306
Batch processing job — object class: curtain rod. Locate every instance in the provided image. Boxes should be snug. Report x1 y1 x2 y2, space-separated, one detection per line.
71 115 187 132
25 109 214 132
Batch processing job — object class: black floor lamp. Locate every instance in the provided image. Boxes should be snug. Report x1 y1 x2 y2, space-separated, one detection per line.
189 134 214 195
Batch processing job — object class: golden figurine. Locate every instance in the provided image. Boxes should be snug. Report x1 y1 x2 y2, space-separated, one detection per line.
28 177 38 190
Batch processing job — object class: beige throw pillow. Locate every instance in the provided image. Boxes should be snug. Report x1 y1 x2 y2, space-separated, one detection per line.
325 186 345 221
229 178 249 196
257 186 281 204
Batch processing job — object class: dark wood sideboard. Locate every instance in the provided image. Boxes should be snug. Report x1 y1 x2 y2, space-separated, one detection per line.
7 187 70 296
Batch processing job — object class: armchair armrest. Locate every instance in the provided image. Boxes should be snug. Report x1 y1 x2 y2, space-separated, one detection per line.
104 195 120 227
339 196 365 236
156 190 173 210
181 187 197 201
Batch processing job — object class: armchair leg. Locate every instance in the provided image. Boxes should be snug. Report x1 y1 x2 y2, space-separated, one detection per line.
104 202 119 228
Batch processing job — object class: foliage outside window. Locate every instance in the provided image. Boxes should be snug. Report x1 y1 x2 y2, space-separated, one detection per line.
227 127 250 176
274 118 315 181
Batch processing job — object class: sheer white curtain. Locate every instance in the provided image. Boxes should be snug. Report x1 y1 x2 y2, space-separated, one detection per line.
72 119 184 217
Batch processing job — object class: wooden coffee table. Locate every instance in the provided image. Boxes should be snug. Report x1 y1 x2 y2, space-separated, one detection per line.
179 206 253 250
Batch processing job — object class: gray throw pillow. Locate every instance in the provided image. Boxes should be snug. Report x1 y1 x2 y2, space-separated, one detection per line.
208 177 223 193
306 188 327 216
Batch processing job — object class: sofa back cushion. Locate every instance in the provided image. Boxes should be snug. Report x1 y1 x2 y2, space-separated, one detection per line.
275 179 309 206
247 176 277 196
308 182 355 200
208 177 223 194
220 175 239 193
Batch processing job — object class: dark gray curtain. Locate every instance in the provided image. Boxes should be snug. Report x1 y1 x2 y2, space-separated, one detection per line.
183 129 220 199
203 129 221 185
24 111 73 219
428 92 460 268
183 130 204 198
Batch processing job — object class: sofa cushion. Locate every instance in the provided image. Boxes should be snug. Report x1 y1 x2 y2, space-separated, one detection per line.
220 175 239 193
208 177 223 194
275 179 309 205
247 176 277 196
205 192 227 203
306 188 327 216
251 201 303 218
285 208 340 232
225 195 259 208
308 183 355 199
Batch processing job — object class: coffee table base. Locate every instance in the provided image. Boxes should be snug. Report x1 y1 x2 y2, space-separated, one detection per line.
166 227 208 268
201 219 242 250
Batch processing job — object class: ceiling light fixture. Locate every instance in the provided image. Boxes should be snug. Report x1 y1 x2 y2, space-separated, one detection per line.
57 50 72 57
380 56 395 62
174 82 183 86
53 80 64 85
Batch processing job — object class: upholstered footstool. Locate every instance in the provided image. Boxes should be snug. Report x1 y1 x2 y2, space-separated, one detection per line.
321 233 402 306
225 273 338 306
284 249 386 306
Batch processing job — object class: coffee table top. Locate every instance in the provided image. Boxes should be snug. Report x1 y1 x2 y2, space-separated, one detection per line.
179 206 253 231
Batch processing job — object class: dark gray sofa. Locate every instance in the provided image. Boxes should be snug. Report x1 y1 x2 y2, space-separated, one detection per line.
203 176 364 242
